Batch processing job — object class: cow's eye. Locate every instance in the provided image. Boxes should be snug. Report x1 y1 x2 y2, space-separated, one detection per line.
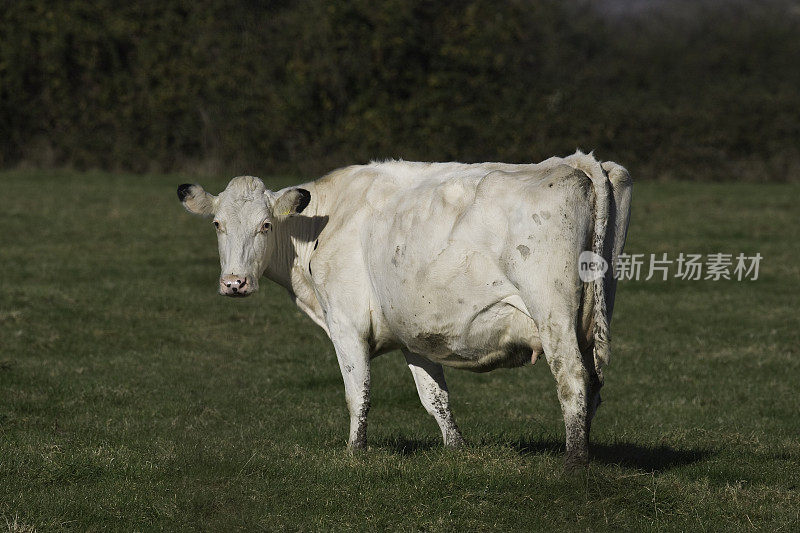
261 221 272 232
213 221 220 229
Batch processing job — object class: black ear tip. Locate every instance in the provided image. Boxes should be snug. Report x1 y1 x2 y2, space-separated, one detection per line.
296 188 311 214
177 184 194 202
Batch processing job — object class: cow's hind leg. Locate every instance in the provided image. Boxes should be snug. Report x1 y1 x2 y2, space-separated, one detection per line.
403 350 465 447
509 168 599 468
540 322 593 469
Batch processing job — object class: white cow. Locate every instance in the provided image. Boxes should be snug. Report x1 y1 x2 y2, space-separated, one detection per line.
177 151 632 467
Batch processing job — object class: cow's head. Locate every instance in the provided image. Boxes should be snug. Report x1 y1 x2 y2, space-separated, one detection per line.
177 176 310 297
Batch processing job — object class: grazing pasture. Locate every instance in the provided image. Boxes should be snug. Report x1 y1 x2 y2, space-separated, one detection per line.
1 170 798 531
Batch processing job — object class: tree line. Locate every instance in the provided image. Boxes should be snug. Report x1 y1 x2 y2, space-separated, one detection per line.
1 0 798 180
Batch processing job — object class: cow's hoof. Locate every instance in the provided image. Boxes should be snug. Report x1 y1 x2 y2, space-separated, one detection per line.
445 434 467 448
564 453 589 471
347 441 367 454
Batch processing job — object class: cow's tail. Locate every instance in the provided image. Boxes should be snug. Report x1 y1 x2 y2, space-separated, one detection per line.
565 150 612 373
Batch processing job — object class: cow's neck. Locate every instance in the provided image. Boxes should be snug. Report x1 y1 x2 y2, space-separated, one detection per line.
261 181 328 314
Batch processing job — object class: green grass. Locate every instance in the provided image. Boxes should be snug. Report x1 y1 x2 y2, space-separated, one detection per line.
1 170 799 531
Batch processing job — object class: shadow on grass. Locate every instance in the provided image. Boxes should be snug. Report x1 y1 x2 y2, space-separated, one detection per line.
511 438 711 472
375 436 442 456
374 436 711 472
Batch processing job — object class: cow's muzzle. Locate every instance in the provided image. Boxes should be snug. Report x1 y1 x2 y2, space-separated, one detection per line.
219 275 254 297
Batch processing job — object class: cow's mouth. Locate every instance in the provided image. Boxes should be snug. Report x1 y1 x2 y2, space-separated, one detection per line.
221 289 252 298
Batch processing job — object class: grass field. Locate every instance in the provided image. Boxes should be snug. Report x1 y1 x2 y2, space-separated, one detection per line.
1 170 799 531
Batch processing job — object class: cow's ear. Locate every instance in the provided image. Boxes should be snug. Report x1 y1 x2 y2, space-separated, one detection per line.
271 188 311 219
177 184 217 217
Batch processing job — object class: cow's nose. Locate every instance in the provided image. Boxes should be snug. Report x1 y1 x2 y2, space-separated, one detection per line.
219 275 249 296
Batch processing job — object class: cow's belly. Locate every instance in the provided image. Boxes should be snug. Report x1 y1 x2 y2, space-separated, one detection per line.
385 292 543 372
370 246 544 371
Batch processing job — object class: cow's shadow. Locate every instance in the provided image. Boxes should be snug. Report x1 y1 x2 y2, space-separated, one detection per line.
510 438 711 472
375 436 710 472
376 436 442 456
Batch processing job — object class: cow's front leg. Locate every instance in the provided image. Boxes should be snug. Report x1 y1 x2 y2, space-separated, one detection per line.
330 332 371 450
403 350 465 447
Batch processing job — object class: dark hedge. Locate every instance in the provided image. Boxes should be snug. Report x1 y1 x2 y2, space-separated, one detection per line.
1 0 798 180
